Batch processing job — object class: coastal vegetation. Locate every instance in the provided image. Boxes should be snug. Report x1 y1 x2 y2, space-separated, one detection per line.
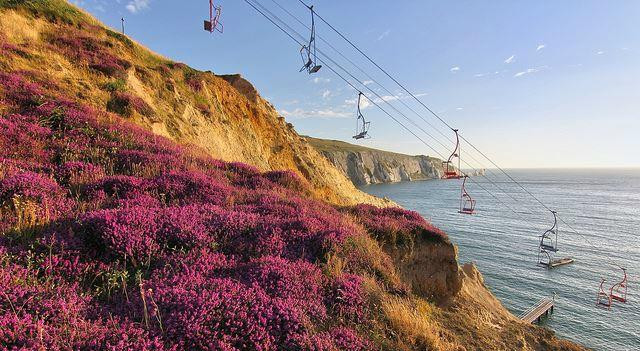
0 1 585 350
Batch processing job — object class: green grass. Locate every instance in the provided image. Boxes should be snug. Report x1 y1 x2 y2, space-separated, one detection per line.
106 29 134 48
306 136 439 161
0 0 88 25
101 78 127 93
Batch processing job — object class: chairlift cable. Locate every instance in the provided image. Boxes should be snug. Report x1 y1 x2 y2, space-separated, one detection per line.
293 0 626 271
247 3 631 306
271 0 544 217
244 0 540 230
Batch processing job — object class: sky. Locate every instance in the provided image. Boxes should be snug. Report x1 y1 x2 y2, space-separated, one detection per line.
71 0 640 168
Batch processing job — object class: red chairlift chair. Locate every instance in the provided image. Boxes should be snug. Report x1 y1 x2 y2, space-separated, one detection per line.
596 267 628 309
610 267 628 303
442 129 462 179
597 278 612 309
204 0 223 34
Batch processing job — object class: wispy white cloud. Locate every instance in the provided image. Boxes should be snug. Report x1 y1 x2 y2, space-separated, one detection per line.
377 30 391 41
536 44 546 51
504 55 516 64
363 80 374 86
456 107 464 111
475 71 505 78
126 0 150 13
345 96 371 109
372 92 428 104
321 90 331 99
346 91 427 108
312 77 331 84
279 107 351 119
513 65 549 77
596 50 605 55
450 66 460 72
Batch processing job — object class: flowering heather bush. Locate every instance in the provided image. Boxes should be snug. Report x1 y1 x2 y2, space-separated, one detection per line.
329 327 374 351
84 175 149 201
0 261 162 350
0 72 44 108
238 256 327 317
107 92 154 117
0 66 449 349
345 203 448 246
149 277 306 350
0 171 71 232
329 274 367 322
152 170 230 206
0 114 52 162
49 31 131 76
56 161 105 187
185 72 204 92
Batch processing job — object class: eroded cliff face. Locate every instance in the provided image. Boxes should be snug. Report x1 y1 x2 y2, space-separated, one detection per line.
307 137 444 185
0 9 388 207
384 239 463 301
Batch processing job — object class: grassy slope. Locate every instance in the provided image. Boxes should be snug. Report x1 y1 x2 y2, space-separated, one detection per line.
0 1 586 350
0 0 386 207
306 136 438 161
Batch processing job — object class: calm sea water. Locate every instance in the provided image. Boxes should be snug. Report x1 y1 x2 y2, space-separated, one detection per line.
360 169 640 351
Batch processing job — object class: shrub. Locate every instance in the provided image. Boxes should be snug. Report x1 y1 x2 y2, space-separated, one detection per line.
345 204 448 246
101 78 127 92
107 92 154 117
0 72 44 109
0 261 162 350
329 274 367 322
0 172 70 232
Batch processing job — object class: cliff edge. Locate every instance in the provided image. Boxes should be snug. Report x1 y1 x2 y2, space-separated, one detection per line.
306 137 444 185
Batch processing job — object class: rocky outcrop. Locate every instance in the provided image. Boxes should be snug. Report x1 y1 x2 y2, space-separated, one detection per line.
306 137 444 185
384 238 463 301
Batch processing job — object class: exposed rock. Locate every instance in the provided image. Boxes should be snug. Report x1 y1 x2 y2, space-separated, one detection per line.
306 136 444 185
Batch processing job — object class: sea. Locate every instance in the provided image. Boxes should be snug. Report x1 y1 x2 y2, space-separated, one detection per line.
359 169 640 351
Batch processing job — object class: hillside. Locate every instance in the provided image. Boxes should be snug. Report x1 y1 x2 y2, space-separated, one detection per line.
0 0 387 207
306 137 443 185
0 1 585 350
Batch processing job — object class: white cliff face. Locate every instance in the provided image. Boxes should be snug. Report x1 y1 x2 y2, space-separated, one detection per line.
307 137 444 186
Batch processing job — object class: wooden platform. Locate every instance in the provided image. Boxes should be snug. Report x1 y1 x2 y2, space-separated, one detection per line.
540 257 575 269
519 297 555 324
549 257 575 268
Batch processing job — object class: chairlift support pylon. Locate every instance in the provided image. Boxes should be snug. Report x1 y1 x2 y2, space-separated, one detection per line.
353 92 371 140
442 129 462 179
458 175 476 215
299 5 322 74
204 0 223 34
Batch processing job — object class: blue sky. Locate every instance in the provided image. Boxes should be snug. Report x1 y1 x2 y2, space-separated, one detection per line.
73 0 639 168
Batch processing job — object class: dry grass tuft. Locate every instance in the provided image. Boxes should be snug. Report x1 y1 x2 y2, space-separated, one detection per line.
382 296 455 351
0 10 43 43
